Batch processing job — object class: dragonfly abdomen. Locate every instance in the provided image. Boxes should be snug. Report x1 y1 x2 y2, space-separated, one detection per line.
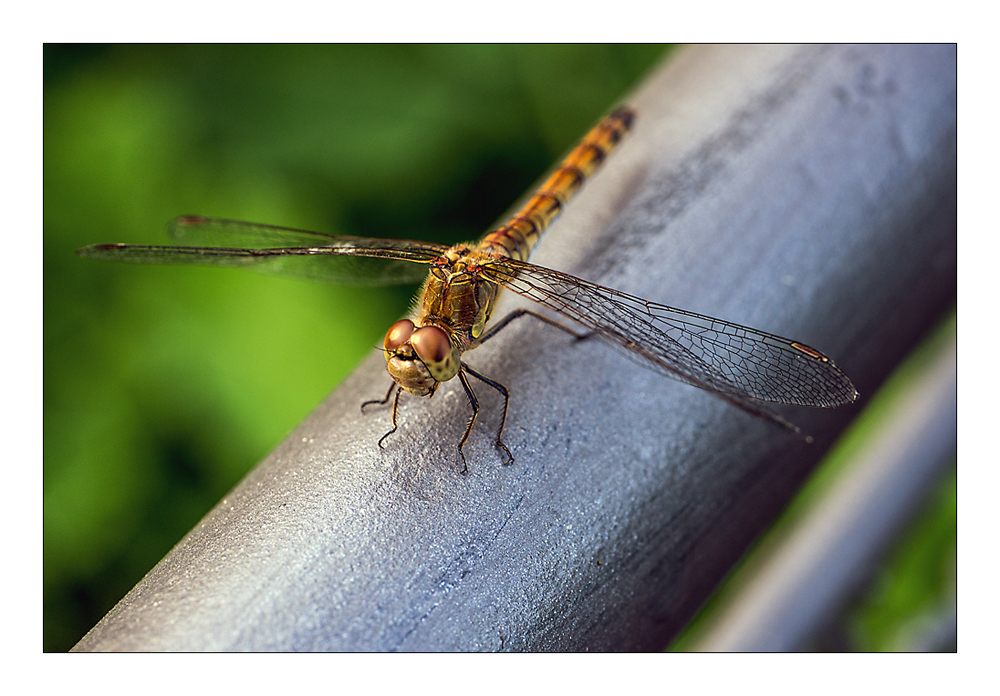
479 106 635 262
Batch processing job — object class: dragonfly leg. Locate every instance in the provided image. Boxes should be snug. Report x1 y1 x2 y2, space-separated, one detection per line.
456 370 479 475
462 363 514 467
376 386 402 450
471 308 589 348
361 381 396 413
719 393 814 444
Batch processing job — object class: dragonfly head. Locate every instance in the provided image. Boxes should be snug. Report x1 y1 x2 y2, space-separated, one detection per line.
383 319 460 396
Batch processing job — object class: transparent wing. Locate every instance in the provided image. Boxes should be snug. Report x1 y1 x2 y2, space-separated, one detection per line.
482 258 858 410
77 216 450 286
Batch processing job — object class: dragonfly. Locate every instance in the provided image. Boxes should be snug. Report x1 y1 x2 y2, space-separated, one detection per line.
78 106 858 472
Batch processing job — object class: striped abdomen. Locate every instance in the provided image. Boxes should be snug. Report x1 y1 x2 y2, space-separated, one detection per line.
478 106 635 261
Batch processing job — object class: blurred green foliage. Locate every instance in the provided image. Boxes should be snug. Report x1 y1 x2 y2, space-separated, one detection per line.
846 463 955 651
44 44 669 651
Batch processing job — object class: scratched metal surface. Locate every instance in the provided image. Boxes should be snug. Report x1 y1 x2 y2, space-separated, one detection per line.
73 44 956 652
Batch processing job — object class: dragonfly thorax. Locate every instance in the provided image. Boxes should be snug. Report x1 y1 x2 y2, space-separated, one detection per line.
382 318 460 396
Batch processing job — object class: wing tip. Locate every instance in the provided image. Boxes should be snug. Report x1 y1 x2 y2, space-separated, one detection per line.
174 215 207 225
168 215 211 238
76 243 127 258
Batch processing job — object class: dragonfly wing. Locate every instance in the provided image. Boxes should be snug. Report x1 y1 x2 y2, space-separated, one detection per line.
482 259 858 409
77 216 449 286
167 216 372 248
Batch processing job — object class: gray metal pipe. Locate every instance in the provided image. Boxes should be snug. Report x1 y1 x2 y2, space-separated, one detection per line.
73 44 956 652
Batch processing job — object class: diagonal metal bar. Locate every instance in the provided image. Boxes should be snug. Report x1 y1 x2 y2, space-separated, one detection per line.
73 44 956 652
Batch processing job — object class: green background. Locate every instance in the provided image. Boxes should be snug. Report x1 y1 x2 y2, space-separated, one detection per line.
44 44 669 652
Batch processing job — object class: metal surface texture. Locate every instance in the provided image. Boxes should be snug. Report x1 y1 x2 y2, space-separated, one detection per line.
73 44 956 652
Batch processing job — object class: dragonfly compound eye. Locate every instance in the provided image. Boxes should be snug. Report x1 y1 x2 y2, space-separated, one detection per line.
384 319 415 352
410 326 451 364
409 325 459 383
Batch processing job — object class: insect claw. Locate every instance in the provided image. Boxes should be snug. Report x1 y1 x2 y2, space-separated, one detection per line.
377 428 396 450
362 382 396 413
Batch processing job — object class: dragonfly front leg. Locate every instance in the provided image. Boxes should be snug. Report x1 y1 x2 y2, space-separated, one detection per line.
455 370 478 475
361 381 397 413
361 381 404 449
460 363 514 469
370 384 401 450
